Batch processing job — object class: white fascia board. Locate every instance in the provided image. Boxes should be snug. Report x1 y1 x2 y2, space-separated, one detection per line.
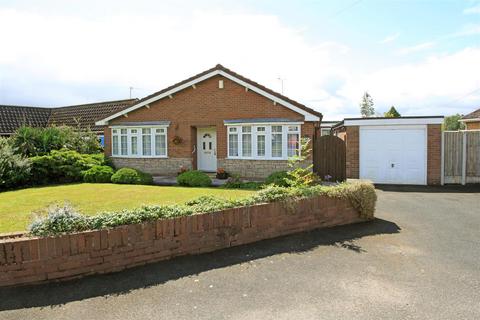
224 121 304 126
459 118 480 123
95 70 320 125
344 117 444 126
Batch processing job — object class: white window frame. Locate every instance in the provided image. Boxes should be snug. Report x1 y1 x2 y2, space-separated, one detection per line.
226 123 302 160
110 125 169 158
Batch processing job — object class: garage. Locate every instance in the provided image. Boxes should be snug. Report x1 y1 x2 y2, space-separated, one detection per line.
360 126 426 184
333 116 444 185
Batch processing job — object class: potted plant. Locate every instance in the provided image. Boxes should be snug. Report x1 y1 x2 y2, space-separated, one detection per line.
172 136 183 145
177 165 188 176
216 168 229 180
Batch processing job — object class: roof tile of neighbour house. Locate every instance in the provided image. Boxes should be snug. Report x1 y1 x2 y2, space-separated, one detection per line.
0 105 52 135
48 99 138 133
0 99 138 135
462 108 480 120
97 64 322 124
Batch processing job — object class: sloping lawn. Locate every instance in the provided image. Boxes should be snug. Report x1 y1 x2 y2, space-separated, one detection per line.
0 184 254 233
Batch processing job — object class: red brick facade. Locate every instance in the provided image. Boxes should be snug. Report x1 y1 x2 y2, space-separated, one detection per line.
0 195 363 287
345 126 359 179
427 124 442 185
103 75 319 176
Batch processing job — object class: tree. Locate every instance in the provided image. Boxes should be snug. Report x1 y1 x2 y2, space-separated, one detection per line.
444 114 465 131
384 106 401 118
360 92 375 117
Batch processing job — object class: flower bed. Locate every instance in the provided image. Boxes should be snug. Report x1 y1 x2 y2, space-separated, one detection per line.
0 182 376 287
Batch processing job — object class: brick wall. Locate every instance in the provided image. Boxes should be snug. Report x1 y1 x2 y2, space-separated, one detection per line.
0 196 363 287
466 121 480 130
111 158 192 175
103 75 318 176
218 159 313 179
345 126 359 179
427 124 442 185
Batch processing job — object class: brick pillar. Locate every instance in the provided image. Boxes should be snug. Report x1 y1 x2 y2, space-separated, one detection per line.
427 124 441 185
345 126 359 179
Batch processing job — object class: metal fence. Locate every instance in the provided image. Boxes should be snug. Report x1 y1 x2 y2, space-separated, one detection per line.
442 130 480 185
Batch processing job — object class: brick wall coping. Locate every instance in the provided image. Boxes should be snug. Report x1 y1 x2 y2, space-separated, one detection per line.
0 195 365 287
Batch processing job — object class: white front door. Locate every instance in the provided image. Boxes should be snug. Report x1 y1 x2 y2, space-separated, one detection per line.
360 126 427 185
197 127 217 172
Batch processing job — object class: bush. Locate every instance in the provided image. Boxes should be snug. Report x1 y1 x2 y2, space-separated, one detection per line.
0 138 31 190
83 165 114 183
10 126 101 157
111 168 153 185
28 182 377 236
29 203 90 236
265 171 290 187
177 170 212 187
30 150 106 185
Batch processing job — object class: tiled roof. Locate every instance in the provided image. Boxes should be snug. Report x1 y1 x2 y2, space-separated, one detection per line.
462 108 480 120
48 99 138 133
0 105 51 135
100 64 322 123
0 99 137 135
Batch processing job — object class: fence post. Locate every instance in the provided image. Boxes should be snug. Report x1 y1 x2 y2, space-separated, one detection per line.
461 131 467 186
441 130 444 185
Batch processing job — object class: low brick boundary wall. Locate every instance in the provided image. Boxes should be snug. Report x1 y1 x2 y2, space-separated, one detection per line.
0 196 363 287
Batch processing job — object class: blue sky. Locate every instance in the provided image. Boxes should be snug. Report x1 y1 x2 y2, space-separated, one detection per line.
0 0 479 119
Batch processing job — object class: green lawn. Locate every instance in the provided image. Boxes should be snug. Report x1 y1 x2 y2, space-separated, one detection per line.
0 184 254 233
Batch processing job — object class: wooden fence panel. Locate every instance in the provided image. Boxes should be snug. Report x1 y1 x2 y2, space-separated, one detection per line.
466 131 480 183
313 135 346 182
443 131 480 184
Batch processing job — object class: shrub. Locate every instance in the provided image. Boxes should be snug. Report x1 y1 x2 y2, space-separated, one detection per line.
10 126 101 157
111 168 153 185
265 171 290 187
28 182 377 236
285 137 318 187
83 165 114 183
30 150 106 185
29 203 90 236
0 138 31 190
177 170 212 187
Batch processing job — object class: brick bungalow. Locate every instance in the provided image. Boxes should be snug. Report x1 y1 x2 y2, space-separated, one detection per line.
0 99 138 144
95 64 323 178
460 107 480 130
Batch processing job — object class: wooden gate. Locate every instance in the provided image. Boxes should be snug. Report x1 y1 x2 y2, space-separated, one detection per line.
313 135 346 182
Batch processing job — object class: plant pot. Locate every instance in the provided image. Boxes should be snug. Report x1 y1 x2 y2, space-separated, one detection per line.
216 172 228 180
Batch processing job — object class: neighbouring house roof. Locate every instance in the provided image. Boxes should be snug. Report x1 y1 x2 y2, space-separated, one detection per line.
0 105 51 135
461 108 480 121
0 99 137 135
48 99 138 133
96 64 322 125
320 120 341 128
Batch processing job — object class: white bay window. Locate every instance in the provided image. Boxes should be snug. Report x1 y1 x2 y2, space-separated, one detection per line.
111 126 168 158
226 123 301 160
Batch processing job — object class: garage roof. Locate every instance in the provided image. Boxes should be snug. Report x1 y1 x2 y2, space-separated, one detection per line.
332 116 444 129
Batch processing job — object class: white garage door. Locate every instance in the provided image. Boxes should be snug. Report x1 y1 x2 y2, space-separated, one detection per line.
360 126 427 185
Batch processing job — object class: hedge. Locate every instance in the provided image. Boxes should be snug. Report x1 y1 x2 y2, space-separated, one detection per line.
28 181 376 236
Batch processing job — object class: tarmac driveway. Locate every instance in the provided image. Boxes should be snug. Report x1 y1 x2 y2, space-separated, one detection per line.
0 185 479 319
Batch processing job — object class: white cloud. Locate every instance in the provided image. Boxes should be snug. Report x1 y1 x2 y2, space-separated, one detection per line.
397 42 435 55
340 48 480 116
0 7 479 120
463 4 480 14
380 32 400 44
451 23 480 37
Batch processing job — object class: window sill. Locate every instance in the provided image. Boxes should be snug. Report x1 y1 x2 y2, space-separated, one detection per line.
111 155 169 159
226 157 288 161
